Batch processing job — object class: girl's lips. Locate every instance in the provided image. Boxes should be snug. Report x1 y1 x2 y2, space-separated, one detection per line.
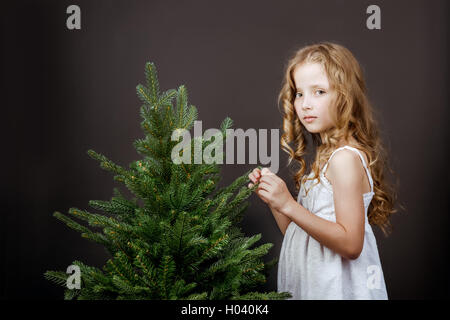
304 117 317 123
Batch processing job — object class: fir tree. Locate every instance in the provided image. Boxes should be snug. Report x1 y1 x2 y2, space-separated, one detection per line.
44 62 291 300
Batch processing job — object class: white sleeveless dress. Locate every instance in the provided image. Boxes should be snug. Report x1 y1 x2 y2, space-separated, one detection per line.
277 146 388 300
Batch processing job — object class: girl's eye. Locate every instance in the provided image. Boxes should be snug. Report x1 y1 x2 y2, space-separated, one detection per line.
295 90 325 98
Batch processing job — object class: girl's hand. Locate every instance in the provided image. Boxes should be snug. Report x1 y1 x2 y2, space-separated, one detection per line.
250 168 295 214
248 167 262 188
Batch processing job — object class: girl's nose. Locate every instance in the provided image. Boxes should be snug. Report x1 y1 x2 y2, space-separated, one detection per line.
302 97 312 110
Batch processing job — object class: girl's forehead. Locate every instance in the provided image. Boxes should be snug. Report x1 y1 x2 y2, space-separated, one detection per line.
293 62 329 88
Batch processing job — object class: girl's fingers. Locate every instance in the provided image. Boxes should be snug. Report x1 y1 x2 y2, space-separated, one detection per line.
249 168 263 183
249 172 259 183
254 168 261 179
257 181 271 192
249 168 272 191
259 175 276 186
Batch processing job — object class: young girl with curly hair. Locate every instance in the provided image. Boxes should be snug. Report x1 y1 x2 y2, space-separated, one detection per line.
248 42 399 299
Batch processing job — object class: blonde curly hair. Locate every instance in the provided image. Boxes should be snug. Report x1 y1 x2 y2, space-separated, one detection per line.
278 41 402 236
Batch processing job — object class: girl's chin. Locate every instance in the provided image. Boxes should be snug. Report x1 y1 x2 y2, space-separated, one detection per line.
302 124 321 133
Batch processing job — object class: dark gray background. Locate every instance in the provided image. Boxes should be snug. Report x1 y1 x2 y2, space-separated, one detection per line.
1 0 448 299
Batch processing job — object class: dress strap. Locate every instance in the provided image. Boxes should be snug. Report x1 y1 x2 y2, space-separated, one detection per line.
322 146 374 193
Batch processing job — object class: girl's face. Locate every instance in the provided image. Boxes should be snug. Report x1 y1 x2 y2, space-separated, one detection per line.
292 62 337 134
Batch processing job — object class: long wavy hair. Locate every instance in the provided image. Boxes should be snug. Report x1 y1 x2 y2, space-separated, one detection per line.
278 41 402 236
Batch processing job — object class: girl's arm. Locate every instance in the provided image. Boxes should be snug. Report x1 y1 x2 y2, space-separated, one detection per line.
279 150 366 260
268 205 292 236
280 200 363 259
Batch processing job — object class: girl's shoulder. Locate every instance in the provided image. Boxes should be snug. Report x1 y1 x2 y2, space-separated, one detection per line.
325 148 362 174
323 145 372 193
329 143 369 167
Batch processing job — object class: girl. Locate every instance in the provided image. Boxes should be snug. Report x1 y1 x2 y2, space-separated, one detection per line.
248 42 399 300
